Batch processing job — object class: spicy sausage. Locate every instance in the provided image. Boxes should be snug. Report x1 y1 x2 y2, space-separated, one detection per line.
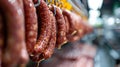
51 6 67 48
42 10 56 59
33 0 52 55
23 0 38 55
62 9 77 36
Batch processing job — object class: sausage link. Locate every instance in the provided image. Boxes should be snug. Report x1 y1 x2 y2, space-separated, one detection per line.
30 5 56 61
23 0 38 55
68 13 84 42
63 11 86 42
62 9 77 36
51 6 67 48
30 10 57 61
42 10 56 59
18 0 29 64
0 0 27 66
33 0 52 55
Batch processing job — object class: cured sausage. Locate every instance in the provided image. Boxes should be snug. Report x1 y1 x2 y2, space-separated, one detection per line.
31 5 56 61
33 0 52 55
69 13 84 42
23 0 38 55
18 0 29 64
0 0 28 66
62 9 77 36
42 10 56 59
51 6 67 48
63 11 86 42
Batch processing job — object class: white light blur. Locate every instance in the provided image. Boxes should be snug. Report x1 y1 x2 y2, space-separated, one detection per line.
107 17 115 26
110 50 119 59
116 18 120 24
8 0 16 4
88 0 103 10
89 10 100 18
88 10 101 25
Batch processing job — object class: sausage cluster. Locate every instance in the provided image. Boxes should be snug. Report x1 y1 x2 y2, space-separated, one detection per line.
0 0 93 67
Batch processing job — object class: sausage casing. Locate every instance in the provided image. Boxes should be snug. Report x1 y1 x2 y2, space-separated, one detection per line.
23 0 38 55
33 0 52 55
51 6 67 48
62 9 76 36
42 10 56 59
0 0 28 66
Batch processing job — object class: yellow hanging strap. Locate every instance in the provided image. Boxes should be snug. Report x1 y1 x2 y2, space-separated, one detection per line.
47 0 72 10
61 0 72 10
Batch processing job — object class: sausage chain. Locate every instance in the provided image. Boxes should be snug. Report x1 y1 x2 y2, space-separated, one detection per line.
42 10 57 59
33 0 52 55
30 10 57 61
0 0 93 65
51 6 67 48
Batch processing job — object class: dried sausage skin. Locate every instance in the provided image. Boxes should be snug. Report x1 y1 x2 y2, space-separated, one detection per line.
62 9 77 36
43 10 56 59
33 0 52 55
51 6 67 48
23 0 38 55
0 0 28 66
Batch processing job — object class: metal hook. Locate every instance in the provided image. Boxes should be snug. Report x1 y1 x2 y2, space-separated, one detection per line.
48 0 57 15
45 0 48 4
54 0 57 15
53 5 56 16
34 0 41 7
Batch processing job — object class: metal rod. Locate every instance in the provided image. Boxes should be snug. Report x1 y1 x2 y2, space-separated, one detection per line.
35 0 41 7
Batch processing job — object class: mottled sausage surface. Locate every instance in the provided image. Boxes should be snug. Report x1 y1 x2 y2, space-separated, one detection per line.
51 6 67 48
18 0 29 64
33 0 52 55
42 10 56 59
0 0 28 66
23 0 38 55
